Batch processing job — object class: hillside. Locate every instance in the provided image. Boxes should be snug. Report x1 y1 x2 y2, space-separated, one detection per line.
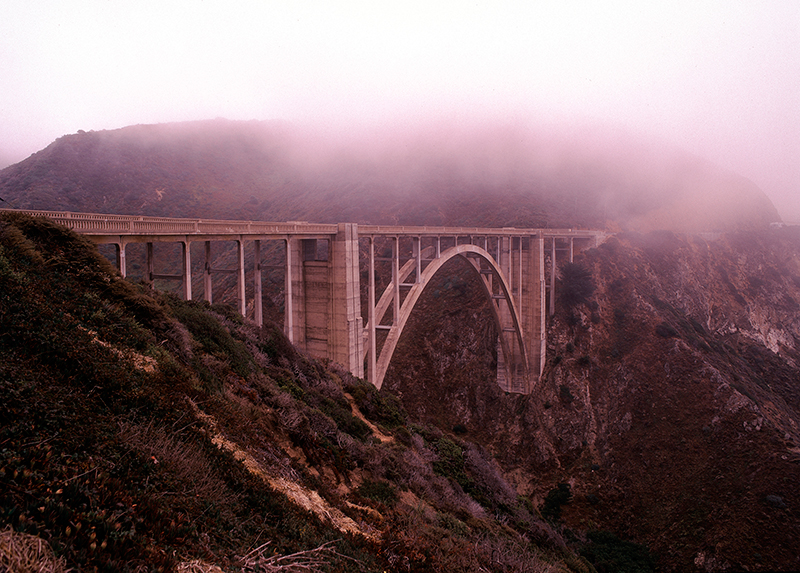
0 118 780 232
1 212 609 572
385 228 800 571
2 119 799 571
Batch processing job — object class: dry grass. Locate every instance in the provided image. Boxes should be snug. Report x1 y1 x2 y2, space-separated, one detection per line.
188 400 376 541
118 419 240 512
176 541 364 573
0 527 69 573
176 560 226 573
242 541 354 573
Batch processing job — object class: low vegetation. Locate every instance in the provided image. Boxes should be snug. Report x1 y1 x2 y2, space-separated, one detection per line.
0 212 593 571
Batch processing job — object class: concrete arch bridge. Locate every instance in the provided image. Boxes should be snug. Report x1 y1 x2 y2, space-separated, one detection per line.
3 209 604 394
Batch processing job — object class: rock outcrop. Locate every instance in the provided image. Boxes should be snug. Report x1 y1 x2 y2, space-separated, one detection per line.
387 228 800 572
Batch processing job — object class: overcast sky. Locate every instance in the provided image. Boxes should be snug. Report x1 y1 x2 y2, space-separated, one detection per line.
2 1 798 219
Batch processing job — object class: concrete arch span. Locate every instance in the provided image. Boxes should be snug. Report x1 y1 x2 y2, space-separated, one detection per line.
367 243 530 392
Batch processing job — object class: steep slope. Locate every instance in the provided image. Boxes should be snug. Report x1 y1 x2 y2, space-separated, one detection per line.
385 228 800 572
0 118 779 232
0 212 595 572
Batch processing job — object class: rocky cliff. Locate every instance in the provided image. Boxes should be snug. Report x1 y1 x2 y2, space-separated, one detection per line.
386 228 800 571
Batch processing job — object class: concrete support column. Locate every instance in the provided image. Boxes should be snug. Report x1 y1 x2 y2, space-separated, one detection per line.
204 241 212 303
115 242 127 278
549 237 556 316
413 236 421 283
526 235 546 379
505 236 513 292
518 238 523 301
288 237 310 349
236 239 246 316
392 236 400 323
496 236 517 392
284 238 297 344
254 240 263 327
181 240 192 301
569 237 574 263
146 242 154 287
329 223 364 377
368 236 377 385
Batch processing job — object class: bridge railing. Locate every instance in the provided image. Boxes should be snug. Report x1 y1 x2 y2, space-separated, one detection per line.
0 209 340 236
358 225 604 238
1 208 605 242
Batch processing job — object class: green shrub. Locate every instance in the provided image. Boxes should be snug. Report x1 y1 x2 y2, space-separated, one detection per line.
560 262 595 309
436 512 470 535
432 437 472 492
357 479 398 505
541 482 572 521
318 396 372 442
559 385 575 405
169 299 252 378
345 378 407 429
580 530 657 573
655 322 678 338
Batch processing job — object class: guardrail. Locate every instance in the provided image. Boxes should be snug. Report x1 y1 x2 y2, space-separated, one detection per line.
0 209 339 236
0 208 605 240
361 224 603 238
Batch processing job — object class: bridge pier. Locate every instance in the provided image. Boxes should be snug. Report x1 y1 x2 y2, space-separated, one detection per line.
204 241 213 302
254 240 263 327
146 242 154 287
114 243 127 278
494 235 545 394
550 237 556 316
367 236 377 386
236 239 245 316
285 224 364 377
182 241 192 301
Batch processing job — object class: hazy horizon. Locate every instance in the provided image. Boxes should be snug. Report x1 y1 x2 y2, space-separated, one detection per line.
1 1 798 220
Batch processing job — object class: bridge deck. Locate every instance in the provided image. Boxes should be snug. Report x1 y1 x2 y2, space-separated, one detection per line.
1 209 604 241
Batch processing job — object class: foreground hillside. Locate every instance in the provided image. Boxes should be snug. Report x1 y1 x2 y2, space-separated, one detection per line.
0 118 779 232
0 213 614 572
385 228 800 572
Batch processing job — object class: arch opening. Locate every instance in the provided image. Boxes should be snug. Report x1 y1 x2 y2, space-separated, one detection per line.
364 242 529 391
